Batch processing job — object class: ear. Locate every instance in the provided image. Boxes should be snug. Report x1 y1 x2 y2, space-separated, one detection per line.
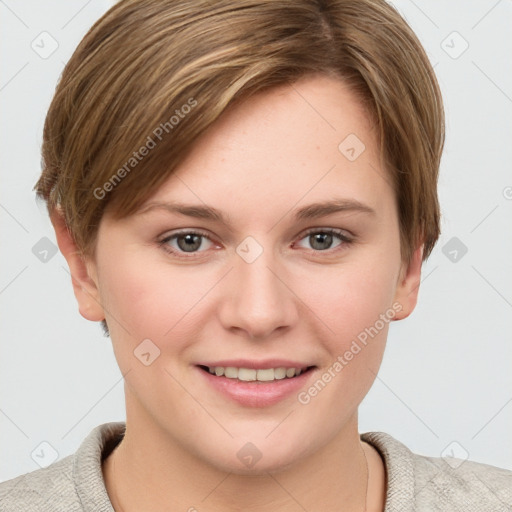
50 207 105 322
392 243 424 321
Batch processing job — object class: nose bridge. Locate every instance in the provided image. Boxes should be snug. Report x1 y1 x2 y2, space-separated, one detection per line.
222 235 296 338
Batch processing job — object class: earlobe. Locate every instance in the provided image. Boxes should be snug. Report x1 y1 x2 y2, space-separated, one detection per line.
392 244 424 321
50 207 105 322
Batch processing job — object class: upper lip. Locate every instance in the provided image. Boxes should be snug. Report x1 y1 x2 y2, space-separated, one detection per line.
196 359 314 370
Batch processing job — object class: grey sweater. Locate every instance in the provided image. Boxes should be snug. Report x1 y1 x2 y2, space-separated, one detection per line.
1 421 511 511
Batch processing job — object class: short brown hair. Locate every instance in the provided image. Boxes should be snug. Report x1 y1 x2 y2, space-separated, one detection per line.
35 0 445 337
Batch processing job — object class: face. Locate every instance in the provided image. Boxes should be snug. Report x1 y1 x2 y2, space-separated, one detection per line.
60 74 422 474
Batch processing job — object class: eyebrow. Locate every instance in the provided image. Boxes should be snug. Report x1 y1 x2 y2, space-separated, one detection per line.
136 198 376 226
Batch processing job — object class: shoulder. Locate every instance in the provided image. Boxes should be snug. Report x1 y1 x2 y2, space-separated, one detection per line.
0 454 81 511
412 450 512 509
0 421 125 512
362 431 512 511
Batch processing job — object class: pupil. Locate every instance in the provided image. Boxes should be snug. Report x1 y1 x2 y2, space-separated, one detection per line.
178 234 201 252
311 233 332 251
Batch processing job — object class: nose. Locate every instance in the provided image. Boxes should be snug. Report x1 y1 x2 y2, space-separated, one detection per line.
218 243 298 340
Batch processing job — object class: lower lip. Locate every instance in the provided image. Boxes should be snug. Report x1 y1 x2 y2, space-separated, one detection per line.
196 366 316 407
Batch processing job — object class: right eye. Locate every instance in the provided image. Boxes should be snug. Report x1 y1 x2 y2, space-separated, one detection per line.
158 229 216 257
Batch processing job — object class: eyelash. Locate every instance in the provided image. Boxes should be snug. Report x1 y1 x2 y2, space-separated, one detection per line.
158 227 354 258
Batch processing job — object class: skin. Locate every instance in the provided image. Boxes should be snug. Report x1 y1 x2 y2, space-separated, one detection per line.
52 74 423 512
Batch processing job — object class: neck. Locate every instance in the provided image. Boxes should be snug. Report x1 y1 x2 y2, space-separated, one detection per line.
103 407 378 512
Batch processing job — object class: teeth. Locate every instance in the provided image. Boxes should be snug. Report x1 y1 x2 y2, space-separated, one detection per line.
206 366 306 381
256 368 275 381
224 367 238 378
274 367 287 379
238 368 257 381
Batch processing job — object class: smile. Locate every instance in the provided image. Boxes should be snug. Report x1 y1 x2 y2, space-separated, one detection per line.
195 360 317 406
200 365 309 382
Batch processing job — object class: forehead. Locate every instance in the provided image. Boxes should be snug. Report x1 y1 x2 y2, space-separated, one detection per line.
135 75 392 224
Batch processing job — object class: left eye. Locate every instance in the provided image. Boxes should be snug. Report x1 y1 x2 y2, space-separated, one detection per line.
295 228 352 252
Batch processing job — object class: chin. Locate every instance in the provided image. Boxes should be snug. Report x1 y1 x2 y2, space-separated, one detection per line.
195 435 314 476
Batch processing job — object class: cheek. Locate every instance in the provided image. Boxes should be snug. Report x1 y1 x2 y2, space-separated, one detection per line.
98 252 216 353
291 249 400 404
298 255 399 346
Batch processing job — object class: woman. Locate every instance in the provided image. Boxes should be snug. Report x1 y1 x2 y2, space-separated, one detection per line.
1 1 511 510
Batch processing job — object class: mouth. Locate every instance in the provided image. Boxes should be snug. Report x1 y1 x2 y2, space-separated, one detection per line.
197 364 316 383
194 359 318 407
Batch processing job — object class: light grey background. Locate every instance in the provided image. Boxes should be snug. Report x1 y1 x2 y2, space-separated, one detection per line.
1 0 511 482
